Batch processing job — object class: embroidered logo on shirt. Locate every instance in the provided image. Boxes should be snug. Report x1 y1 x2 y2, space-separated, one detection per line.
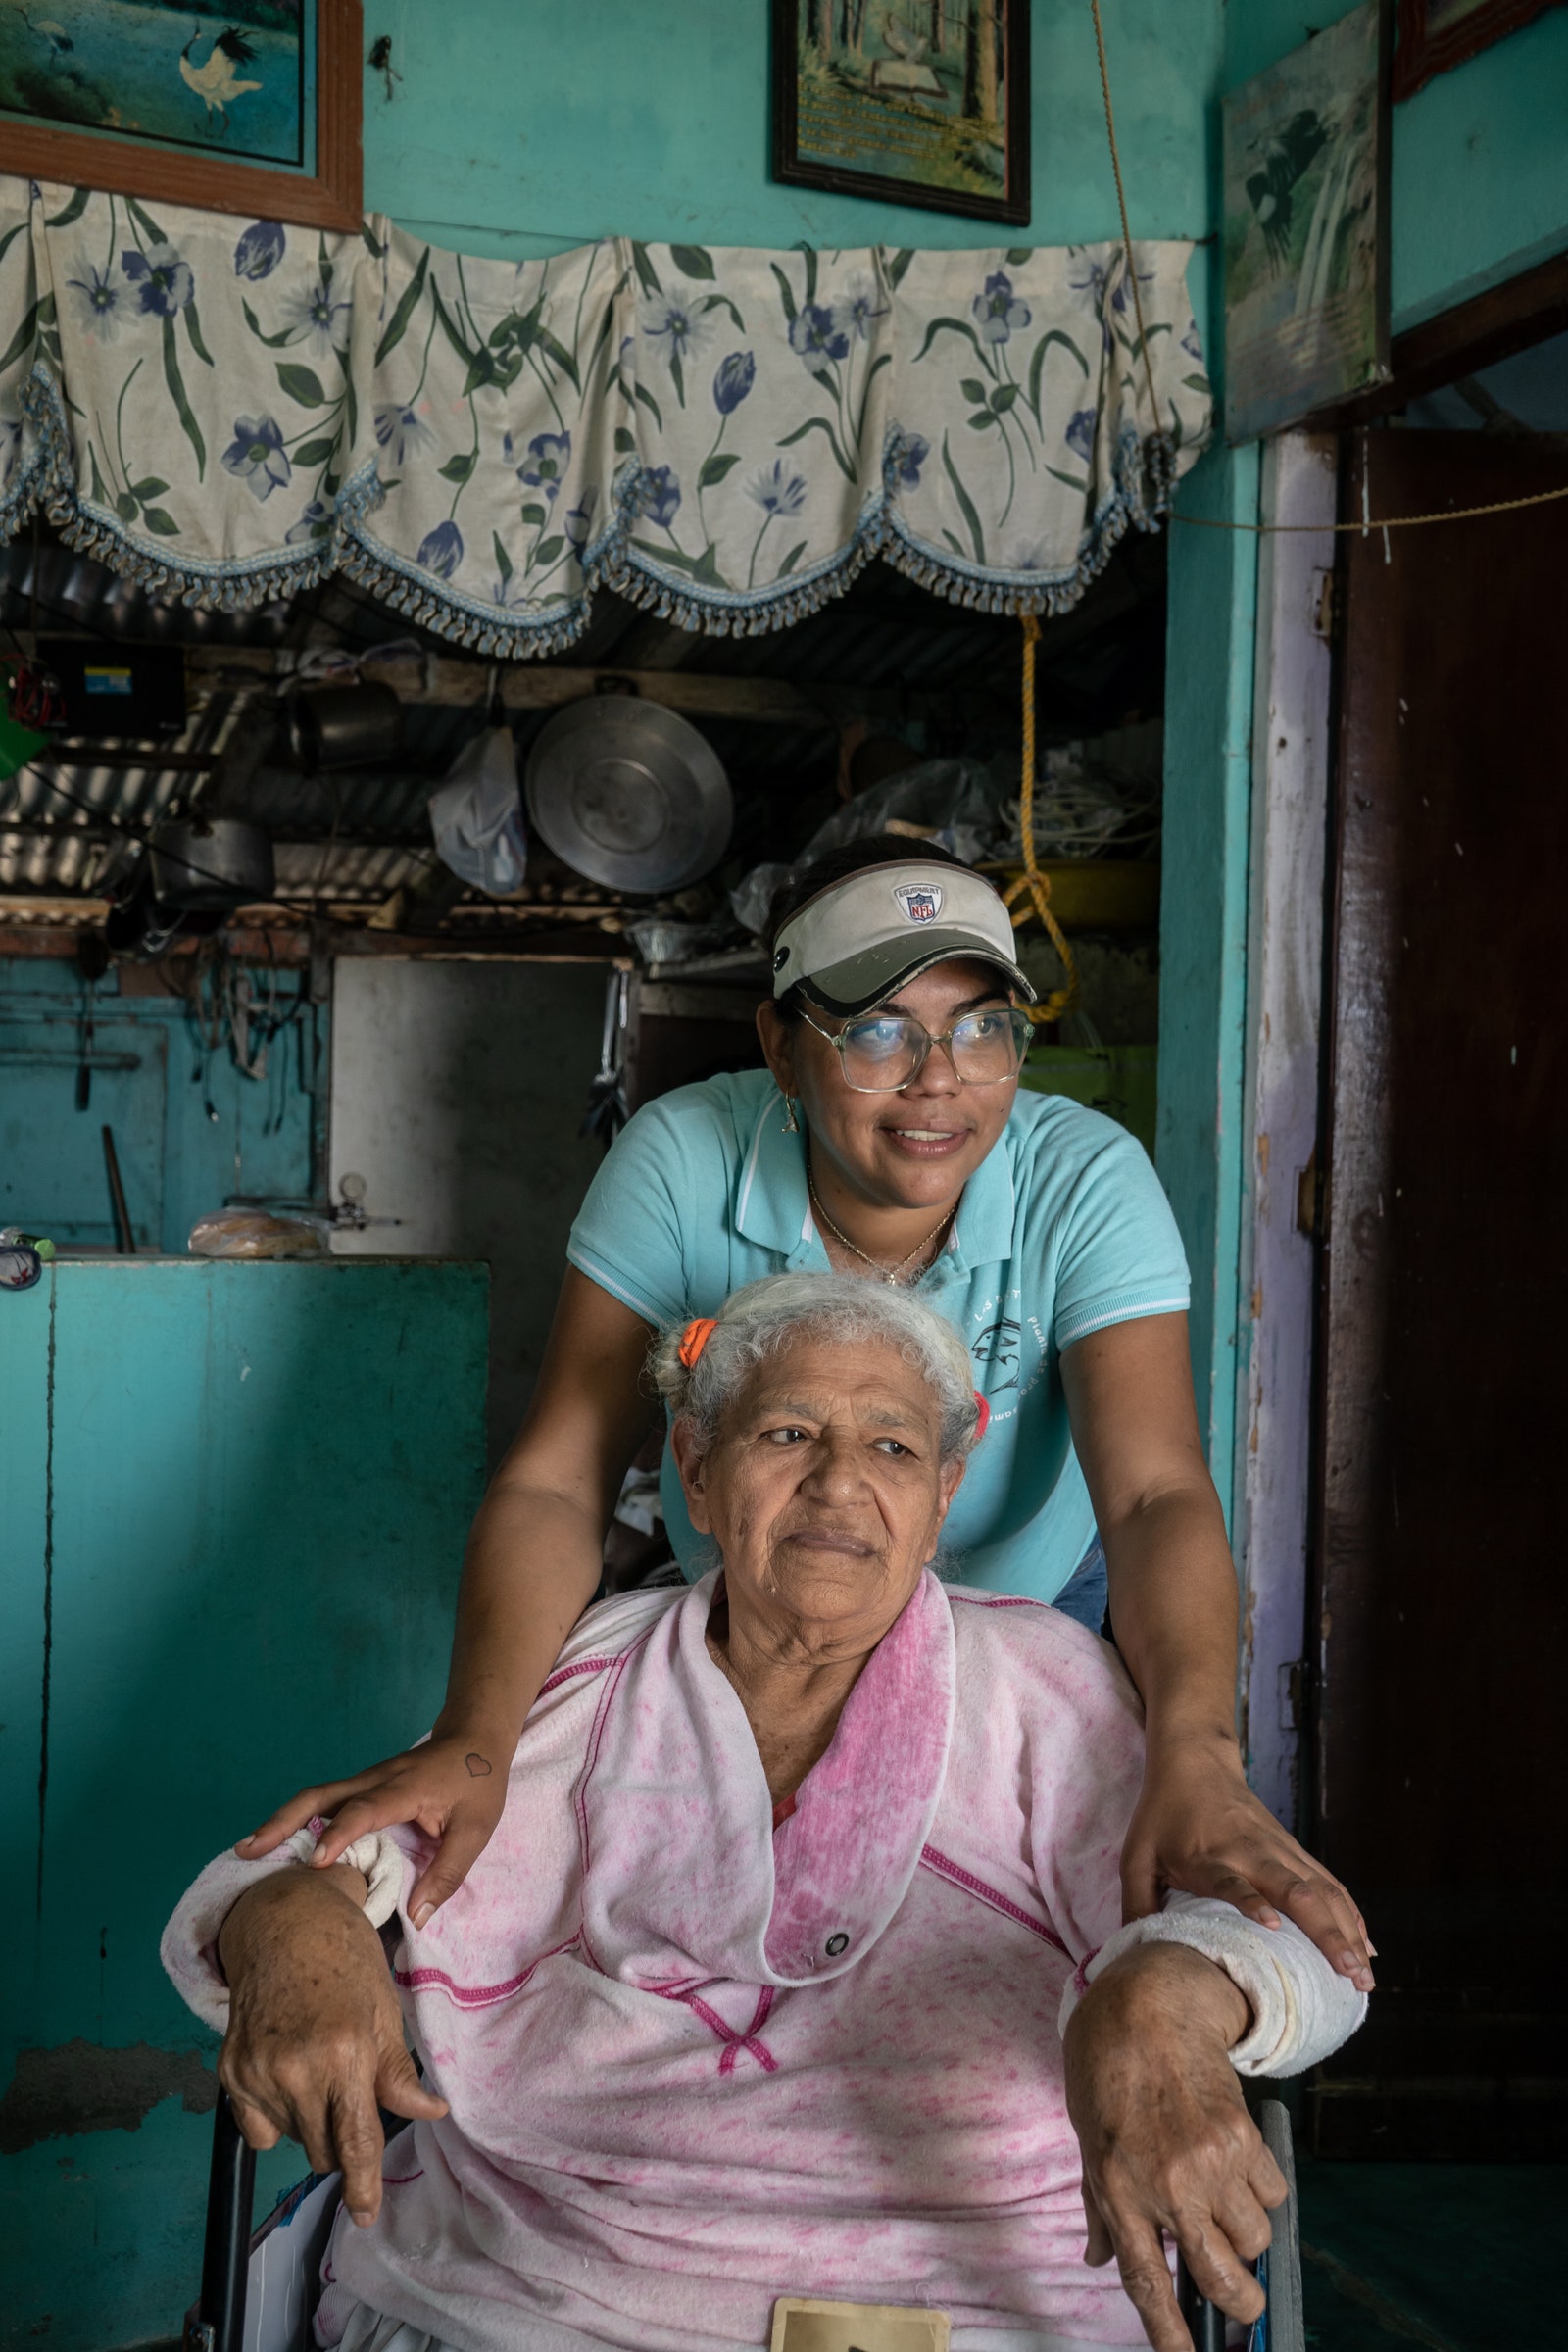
972 1316 1022 1391
892 882 943 924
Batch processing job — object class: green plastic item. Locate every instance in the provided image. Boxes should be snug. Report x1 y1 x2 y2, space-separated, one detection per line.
1018 1043 1157 1161
0 710 48 781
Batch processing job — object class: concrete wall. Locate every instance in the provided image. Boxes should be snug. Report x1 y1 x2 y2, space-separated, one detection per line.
330 957 612 1464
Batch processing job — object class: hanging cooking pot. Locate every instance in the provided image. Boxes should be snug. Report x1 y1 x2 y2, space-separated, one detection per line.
524 699 732 894
150 816 275 908
287 681 405 773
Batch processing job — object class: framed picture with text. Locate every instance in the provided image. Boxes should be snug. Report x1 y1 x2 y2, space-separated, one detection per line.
772 1 1030 226
0 0 363 230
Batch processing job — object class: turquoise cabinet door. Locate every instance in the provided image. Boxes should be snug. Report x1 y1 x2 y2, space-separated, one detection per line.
0 1257 488 2351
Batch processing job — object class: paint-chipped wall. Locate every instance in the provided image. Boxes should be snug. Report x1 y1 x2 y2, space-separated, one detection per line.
0 1259 488 2350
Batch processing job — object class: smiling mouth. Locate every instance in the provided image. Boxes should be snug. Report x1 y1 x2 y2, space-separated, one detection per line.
882 1123 970 1147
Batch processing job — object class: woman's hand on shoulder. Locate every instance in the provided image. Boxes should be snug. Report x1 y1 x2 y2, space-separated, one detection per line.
236 1727 511 1928
1122 1727 1375 1992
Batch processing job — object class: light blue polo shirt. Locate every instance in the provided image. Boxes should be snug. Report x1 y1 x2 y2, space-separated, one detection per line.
567 1069 1190 1600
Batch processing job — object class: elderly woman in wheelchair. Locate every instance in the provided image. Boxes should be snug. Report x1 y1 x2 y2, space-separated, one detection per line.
164 1273 1365 2352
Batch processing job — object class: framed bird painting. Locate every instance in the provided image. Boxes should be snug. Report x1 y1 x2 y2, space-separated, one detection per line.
0 0 362 230
1221 0 1392 443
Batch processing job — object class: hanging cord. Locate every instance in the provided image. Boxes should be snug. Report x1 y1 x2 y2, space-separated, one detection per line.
1001 613 1079 1027
1086 0 1568 536
1089 0 1162 451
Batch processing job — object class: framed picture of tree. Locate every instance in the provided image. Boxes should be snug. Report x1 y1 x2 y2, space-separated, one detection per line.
772 1 1030 225
0 0 362 231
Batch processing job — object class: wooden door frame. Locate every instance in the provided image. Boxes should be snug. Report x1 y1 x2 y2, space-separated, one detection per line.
1232 242 1567 1828
1317 243 1568 428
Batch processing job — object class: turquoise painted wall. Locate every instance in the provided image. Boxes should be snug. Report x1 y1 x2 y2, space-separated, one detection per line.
0 958 323 1254
0 1259 489 2350
363 0 1220 263
1224 4 1568 329
1157 440 1258 1507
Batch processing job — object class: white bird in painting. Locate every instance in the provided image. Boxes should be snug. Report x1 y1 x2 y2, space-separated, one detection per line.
178 24 264 122
21 12 74 56
881 12 930 64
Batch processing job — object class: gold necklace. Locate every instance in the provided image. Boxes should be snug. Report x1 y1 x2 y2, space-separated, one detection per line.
807 1174 955 1286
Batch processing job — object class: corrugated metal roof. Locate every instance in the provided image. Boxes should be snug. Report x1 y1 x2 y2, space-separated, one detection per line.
1 527 1165 914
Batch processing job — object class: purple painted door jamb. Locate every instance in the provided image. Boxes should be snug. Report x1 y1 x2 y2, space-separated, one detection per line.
1234 432 1337 1830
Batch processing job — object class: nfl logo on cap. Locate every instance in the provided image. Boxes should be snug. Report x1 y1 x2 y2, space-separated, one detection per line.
893 882 943 924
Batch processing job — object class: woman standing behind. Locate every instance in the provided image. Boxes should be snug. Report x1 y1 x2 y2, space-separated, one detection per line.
246 837 1371 1988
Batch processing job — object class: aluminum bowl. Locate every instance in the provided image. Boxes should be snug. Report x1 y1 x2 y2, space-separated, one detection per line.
524 699 732 893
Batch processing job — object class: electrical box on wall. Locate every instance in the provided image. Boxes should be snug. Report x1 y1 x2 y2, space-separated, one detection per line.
40 639 187 736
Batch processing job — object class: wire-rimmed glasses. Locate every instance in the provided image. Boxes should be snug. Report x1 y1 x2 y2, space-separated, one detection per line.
801 1004 1032 1093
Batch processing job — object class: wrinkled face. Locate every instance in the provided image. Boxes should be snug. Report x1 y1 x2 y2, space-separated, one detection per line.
758 957 1019 1213
674 1333 963 1657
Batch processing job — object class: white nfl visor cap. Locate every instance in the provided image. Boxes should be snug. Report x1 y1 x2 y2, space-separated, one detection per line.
772 861 1037 1016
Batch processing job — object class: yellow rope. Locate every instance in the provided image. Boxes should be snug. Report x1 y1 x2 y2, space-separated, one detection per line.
1002 613 1079 1026
1088 0 1568 539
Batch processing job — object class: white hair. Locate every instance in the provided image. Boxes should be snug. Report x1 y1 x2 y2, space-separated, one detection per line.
651 1271 980 1465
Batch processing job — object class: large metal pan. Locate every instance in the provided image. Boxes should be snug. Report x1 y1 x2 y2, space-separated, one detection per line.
524 699 732 893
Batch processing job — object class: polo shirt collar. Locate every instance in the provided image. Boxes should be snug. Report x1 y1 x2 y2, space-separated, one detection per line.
947 1110 1016 1273
734 1087 1018 1274
735 1087 820 1264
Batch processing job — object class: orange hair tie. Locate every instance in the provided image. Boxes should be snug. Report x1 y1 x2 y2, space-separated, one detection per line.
678 1317 718 1370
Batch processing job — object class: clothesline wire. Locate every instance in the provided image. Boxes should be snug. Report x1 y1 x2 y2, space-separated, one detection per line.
1087 0 1568 537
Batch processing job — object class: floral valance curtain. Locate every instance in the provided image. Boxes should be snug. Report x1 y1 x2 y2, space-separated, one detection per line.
0 175 1212 652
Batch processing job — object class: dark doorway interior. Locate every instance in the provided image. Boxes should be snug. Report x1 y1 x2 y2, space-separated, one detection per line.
1310 421 1568 2158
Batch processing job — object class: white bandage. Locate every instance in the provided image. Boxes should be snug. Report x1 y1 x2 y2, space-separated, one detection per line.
1057 1891 1367 2077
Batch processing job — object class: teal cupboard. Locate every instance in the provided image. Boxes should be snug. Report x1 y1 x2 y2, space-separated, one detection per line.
0 1256 489 2351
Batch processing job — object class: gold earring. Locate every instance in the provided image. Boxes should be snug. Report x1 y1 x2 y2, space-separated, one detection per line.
781 1096 800 1135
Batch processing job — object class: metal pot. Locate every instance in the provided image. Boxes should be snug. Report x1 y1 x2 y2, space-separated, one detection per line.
149 817 275 908
287 681 405 773
525 699 732 893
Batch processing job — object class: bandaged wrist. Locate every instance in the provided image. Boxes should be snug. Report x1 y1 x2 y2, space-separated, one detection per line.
1056 1890 1367 2077
160 1822 409 2033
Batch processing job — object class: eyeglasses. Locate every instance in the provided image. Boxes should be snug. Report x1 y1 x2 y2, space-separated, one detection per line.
801 1004 1033 1093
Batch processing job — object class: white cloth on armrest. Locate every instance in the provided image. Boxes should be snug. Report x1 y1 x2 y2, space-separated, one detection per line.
159 1822 408 2034
1055 1889 1367 2077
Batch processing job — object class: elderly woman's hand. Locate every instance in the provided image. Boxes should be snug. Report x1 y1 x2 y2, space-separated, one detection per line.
217 1864 447 2229
1062 1942 1287 2352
